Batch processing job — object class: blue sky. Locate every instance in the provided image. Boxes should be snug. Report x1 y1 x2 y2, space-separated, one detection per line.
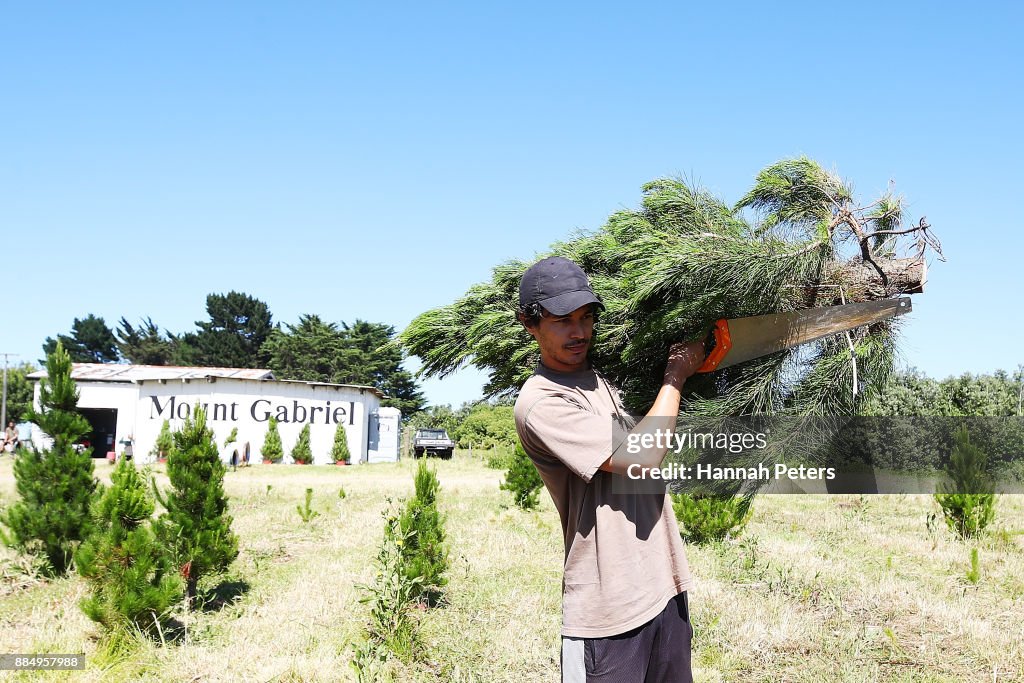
3 2 1022 407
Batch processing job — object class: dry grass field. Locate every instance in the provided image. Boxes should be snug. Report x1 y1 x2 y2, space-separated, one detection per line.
1 453 1022 682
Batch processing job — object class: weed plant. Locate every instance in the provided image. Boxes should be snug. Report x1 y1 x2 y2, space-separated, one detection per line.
353 505 423 678
965 548 981 584
297 488 319 523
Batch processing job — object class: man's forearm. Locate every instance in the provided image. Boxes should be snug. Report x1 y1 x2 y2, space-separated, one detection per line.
600 381 684 475
598 339 704 476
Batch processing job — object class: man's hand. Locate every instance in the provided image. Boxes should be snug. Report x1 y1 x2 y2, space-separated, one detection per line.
664 340 705 389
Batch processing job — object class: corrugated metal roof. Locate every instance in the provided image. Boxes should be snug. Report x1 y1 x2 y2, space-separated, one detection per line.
28 363 275 382
276 378 385 398
27 363 386 398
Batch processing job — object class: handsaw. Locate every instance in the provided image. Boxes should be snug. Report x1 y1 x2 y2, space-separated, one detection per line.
696 297 912 373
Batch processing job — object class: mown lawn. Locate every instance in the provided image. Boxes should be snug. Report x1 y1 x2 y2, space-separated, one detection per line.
0 453 1022 682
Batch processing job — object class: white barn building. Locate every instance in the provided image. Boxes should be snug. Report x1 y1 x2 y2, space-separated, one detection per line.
29 364 401 464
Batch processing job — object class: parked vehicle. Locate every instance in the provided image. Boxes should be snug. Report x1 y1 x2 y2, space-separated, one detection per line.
413 428 454 459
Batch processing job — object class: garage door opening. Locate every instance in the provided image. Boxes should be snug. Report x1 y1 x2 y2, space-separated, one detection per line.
78 408 118 459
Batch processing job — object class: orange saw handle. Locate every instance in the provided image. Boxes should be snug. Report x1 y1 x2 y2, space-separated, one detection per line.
696 319 731 373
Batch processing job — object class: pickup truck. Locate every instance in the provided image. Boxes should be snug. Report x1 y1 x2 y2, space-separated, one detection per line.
413 429 455 459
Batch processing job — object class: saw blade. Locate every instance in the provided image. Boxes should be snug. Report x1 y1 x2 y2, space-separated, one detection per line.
715 297 912 370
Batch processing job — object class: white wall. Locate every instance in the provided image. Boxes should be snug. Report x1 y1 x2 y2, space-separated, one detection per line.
135 378 380 464
34 377 383 465
34 381 138 456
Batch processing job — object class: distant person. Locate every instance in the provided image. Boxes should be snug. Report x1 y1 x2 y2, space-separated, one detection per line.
4 420 19 453
120 434 135 461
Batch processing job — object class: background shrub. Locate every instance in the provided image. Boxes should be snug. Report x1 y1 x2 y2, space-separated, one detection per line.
0 342 97 575
672 493 753 545
76 458 181 636
500 443 544 510
935 427 996 539
153 405 238 607
398 461 448 607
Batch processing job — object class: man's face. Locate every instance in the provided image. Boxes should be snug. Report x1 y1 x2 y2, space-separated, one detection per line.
523 304 596 373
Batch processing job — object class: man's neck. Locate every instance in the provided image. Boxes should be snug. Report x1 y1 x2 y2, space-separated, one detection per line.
538 359 591 375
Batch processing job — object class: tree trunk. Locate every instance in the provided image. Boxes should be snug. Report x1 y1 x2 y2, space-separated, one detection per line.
186 574 198 610
815 256 926 305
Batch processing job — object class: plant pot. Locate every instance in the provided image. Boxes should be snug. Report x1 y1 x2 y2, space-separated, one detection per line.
334 461 348 466
262 459 273 465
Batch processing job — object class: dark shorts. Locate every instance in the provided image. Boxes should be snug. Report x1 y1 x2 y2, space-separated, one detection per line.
561 592 693 683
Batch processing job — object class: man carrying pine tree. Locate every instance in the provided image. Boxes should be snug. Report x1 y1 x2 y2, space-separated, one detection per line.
513 257 705 683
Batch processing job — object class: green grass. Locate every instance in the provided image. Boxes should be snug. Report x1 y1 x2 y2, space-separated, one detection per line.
1 452 1022 681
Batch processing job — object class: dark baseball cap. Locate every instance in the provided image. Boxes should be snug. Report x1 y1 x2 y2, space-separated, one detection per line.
519 257 604 316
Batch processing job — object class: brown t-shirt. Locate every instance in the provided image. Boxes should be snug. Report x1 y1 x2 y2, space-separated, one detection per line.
514 363 693 638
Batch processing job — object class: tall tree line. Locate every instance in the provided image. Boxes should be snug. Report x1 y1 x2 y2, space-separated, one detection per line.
44 292 273 368
860 366 1024 417
261 316 423 415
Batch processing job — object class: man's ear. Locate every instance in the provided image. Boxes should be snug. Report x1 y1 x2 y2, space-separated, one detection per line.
517 312 538 334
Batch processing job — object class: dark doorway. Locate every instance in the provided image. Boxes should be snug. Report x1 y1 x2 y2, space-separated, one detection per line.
78 408 118 459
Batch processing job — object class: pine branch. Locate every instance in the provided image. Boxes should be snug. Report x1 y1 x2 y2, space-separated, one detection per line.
401 159 932 417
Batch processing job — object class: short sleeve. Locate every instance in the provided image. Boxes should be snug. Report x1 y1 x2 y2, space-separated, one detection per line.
520 395 613 483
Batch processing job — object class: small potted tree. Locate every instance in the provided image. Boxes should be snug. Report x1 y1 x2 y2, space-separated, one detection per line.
331 423 351 466
262 417 283 464
152 420 173 463
291 424 313 465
